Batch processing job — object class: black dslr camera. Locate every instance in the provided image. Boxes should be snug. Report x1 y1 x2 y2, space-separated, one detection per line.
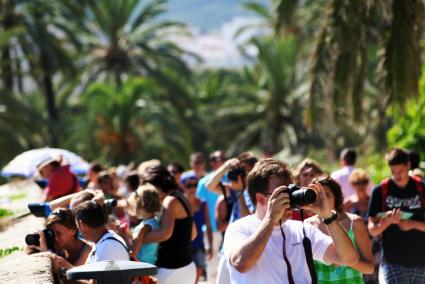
25 228 55 251
287 184 317 208
228 167 246 182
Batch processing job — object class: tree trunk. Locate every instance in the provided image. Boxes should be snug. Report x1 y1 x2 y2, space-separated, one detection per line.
1 1 15 92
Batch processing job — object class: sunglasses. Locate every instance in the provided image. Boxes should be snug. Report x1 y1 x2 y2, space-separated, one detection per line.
352 180 369 186
52 208 70 220
186 183 197 189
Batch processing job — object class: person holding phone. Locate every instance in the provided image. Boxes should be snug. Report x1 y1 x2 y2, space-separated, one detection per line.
368 148 425 283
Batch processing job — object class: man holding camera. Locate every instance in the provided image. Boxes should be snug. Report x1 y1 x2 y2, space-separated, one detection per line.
368 148 425 283
223 159 358 284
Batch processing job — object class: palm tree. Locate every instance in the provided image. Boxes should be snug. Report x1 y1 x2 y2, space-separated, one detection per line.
237 0 299 37
307 0 424 127
206 36 306 155
63 0 192 87
0 0 79 146
64 0 206 152
72 78 195 164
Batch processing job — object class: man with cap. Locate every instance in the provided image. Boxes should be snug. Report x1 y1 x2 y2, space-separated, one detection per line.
37 155 80 202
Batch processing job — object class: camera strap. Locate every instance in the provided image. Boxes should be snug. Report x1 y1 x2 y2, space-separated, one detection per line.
300 210 318 284
279 211 317 284
279 220 295 284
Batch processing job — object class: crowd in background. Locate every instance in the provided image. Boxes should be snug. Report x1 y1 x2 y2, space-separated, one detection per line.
23 147 425 284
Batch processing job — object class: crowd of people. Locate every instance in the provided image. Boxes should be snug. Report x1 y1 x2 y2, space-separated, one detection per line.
23 147 425 284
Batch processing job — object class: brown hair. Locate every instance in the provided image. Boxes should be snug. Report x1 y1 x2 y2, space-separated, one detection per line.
313 176 344 213
247 159 292 206
45 208 78 237
140 164 177 193
349 168 370 185
295 158 323 180
385 148 409 166
129 184 161 214
73 201 107 228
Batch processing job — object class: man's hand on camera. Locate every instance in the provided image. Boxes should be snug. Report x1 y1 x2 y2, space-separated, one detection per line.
224 158 240 171
265 186 291 226
301 183 333 219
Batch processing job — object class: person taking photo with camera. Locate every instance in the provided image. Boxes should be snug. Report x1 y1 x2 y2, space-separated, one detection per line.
26 208 92 268
223 159 359 284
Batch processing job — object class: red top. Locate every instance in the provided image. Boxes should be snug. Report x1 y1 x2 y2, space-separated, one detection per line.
291 209 315 221
45 165 80 200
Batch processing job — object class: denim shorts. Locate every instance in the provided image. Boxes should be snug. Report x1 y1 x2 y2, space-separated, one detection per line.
192 247 206 269
381 261 425 284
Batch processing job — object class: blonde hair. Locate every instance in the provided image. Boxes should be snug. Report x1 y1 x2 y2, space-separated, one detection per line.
349 168 370 184
128 184 161 214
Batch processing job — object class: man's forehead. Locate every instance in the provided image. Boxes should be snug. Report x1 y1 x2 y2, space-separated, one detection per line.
390 164 409 170
268 175 289 187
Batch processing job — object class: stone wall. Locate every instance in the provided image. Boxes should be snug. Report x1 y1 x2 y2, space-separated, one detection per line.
0 252 53 284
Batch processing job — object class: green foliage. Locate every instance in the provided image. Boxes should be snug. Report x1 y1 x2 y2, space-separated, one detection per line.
0 208 13 218
0 246 21 258
387 65 425 159
0 0 424 173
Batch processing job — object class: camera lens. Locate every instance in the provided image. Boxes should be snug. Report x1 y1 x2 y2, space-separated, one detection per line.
290 187 316 208
25 233 40 246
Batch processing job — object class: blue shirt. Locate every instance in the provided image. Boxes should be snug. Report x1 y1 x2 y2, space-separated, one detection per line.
229 189 255 223
196 173 229 232
133 217 160 264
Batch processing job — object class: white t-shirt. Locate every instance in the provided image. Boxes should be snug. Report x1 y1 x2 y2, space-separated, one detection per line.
331 166 372 199
88 230 130 263
223 215 333 284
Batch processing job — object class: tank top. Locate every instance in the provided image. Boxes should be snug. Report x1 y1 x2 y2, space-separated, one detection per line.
156 191 193 269
314 218 364 284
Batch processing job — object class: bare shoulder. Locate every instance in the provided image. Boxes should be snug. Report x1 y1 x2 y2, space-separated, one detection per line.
162 195 177 208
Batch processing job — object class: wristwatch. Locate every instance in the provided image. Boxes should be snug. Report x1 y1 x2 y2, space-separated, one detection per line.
323 211 338 225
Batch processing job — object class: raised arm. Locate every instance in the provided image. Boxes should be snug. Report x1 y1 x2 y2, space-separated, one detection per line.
131 225 152 260
206 158 239 194
349 218 375 274
227 187 290 273
144 197 176 243
303 184 359 266
321 214 359 266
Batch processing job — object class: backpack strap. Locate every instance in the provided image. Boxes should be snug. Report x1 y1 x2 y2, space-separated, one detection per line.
380 178 390 212
411 176 425 209
102 236 129 253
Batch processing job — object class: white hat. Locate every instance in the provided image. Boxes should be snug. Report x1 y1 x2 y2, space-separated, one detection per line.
36 154 57 171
